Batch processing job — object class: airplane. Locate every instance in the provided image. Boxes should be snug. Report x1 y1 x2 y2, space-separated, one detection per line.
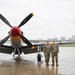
0 13 44 60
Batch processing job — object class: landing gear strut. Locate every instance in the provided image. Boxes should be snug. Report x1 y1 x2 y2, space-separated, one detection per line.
13 48 21 57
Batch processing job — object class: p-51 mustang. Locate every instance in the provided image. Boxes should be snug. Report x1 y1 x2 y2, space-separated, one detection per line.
0 13 43 60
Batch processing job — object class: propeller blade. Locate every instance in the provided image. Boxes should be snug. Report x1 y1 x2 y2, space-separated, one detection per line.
19 34 34 48
0 35 10 46
18 13 34 28
0 14 12 27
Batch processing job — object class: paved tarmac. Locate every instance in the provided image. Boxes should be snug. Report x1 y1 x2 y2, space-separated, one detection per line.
0 47 75 75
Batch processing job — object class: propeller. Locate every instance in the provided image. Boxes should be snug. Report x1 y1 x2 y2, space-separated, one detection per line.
0 13 34 48
19 33 33 47
0 14 12 27
0 34 11 46
18 13 34 28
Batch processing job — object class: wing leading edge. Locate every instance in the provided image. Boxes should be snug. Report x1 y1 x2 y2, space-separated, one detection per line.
19 44 44 54
0 45 14 54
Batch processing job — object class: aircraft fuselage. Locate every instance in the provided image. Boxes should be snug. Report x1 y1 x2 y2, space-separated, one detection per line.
10 26 22 47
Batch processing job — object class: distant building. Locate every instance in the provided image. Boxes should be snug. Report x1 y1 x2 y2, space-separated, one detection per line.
60 37 66 41
47 38 52 41
52 37 58 41
69 35 75 41
47 37 58 41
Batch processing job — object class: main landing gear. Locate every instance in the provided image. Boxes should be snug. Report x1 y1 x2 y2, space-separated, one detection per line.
37 46 42 62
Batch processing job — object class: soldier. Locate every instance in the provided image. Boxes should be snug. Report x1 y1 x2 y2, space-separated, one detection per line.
44 41 51 66
51 41 59 66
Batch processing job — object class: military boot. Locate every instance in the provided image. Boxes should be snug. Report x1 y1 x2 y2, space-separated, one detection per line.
51 63 54 66
56 63 59 66
46 62 49 66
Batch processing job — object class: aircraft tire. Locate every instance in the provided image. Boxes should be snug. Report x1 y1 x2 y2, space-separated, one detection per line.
37 53 41 62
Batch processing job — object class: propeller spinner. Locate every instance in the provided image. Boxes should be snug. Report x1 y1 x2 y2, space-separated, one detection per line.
10 26 21 36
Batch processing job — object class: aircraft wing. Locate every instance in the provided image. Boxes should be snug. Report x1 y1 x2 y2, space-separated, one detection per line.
0 45 14 54
19 44 44 54
58 42 75 45
0 44 44 54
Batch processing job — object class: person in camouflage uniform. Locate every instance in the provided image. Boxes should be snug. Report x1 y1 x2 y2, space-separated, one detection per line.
44 41 52 66
51 41 59 66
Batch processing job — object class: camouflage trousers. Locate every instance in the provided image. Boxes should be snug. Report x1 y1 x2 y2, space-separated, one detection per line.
51 52 58 64
44 52 50 63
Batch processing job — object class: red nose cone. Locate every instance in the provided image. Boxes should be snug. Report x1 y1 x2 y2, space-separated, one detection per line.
10 26 21 36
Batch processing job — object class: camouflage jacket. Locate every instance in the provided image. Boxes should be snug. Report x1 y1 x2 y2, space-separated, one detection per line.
50 44 59 53
44 45 52 53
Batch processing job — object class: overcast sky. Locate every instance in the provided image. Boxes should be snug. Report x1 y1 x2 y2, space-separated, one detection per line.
0 0 75 40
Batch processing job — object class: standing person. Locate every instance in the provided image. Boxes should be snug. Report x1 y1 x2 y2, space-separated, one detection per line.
44 41 51 66
51 41 59 66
